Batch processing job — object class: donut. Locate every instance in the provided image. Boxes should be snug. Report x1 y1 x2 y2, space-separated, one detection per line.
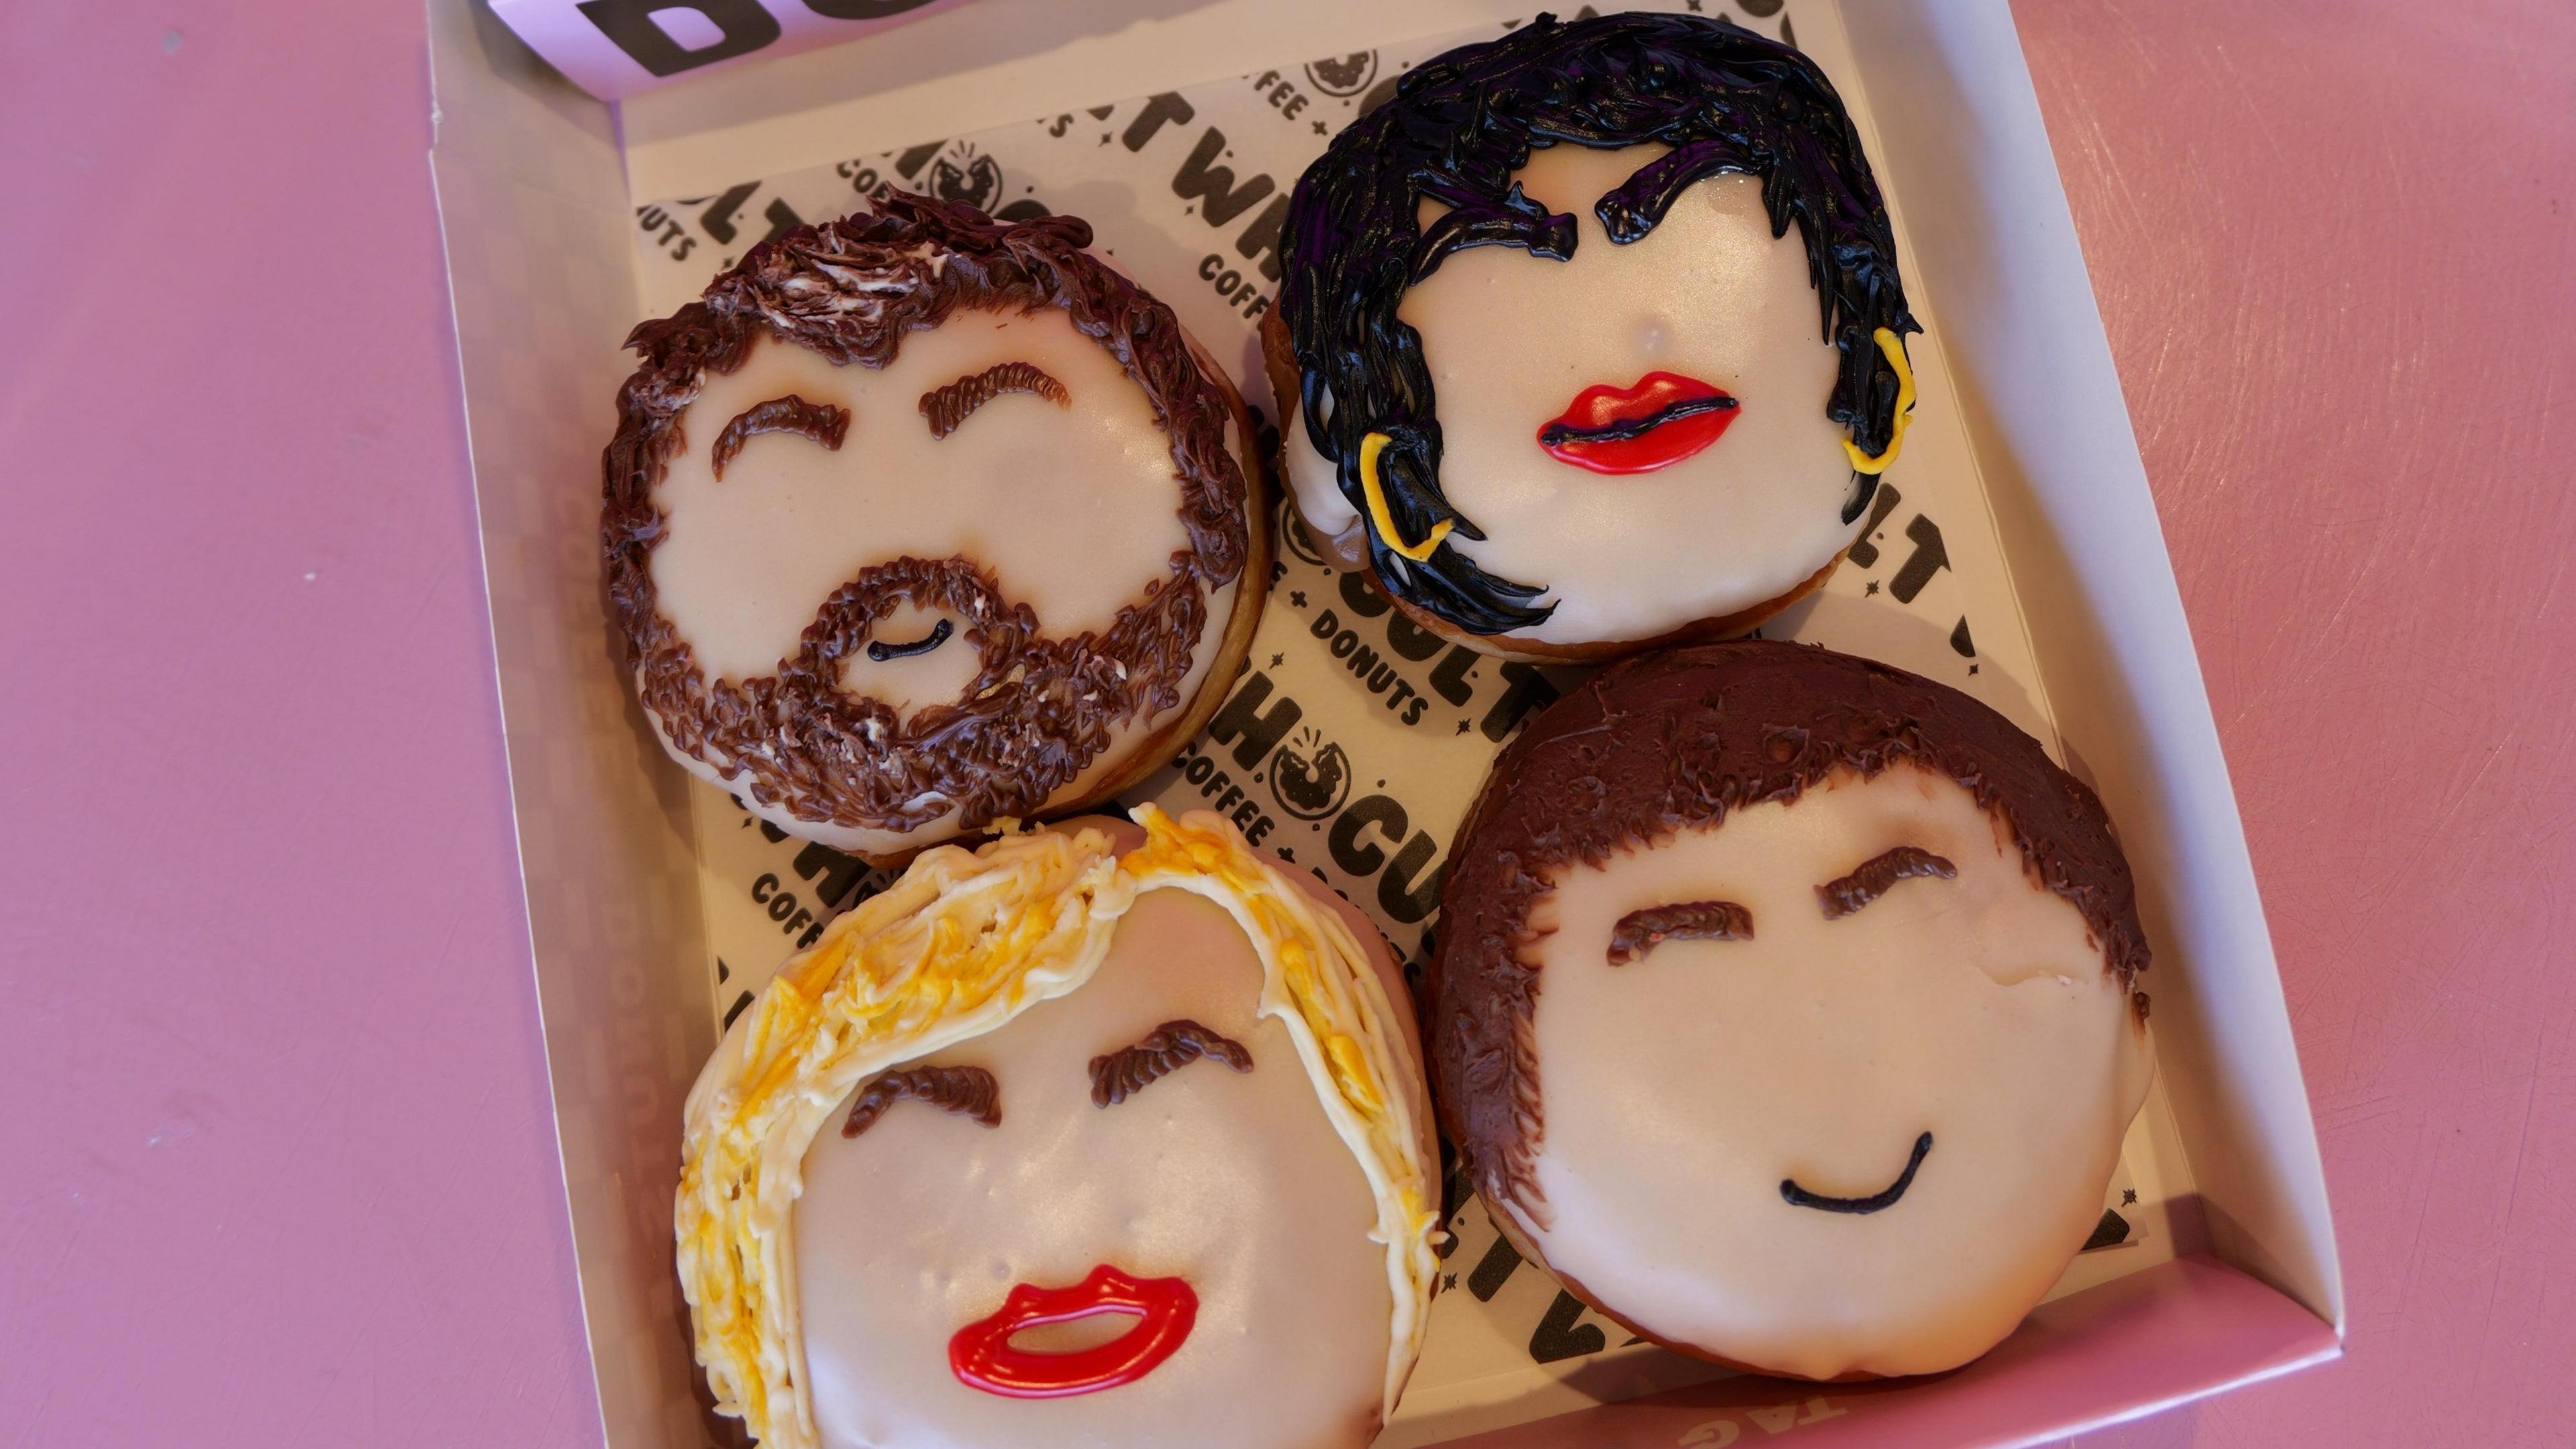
677 808 1438 1449
1267 13 1917 661
604 193 1267 859
1430 641 2156 1380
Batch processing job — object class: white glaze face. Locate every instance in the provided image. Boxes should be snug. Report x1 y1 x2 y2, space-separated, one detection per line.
646 307 1236 851
1301 143 1862 648
1513 763 2153 1380
794 887 1398 1449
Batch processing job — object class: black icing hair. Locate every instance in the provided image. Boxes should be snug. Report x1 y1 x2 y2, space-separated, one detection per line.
1279 11 1919 635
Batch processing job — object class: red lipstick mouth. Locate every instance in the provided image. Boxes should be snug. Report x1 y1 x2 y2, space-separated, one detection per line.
947 1265 1198 1399
1538 372 1739 474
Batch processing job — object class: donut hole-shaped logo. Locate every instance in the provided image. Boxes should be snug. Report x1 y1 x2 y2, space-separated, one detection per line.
928 144 1004 213
1305 52 1378 99
1271 728 1351 821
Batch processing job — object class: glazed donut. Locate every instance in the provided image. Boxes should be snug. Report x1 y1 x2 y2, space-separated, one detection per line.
1431 641 2155 1380
1269 13 1917 661
677 809 1438 1449
604 193 1267 859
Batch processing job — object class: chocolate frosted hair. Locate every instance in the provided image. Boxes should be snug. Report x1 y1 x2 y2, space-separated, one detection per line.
1279 12 1918 635
1431 641 2149 1218
603 193 1250 836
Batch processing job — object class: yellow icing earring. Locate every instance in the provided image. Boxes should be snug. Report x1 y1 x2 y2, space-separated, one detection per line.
1841 327 1917 476
1358 431 1454 562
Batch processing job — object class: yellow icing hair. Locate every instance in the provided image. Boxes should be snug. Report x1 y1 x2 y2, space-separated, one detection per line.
675 810 1437 1449
1120 805 1441 1418
1841 327 1917 475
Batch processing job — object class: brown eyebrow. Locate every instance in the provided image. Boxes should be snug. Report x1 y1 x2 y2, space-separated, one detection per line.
710 394 850 479
1089 1019 1251 1107
841 1065 1000 1138
920 360 1070 439
1817 847 1958 920
1607 900 1754 965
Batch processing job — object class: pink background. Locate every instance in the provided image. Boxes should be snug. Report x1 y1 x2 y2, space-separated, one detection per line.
2 1 2569 1445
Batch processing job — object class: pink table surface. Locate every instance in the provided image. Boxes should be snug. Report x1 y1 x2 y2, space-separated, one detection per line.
2 1 2569 1445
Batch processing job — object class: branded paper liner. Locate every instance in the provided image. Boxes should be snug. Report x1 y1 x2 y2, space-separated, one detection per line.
629 5 2203 1439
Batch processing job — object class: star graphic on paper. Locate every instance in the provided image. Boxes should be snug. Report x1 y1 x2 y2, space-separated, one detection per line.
1686 0 1703 9
1442 1273 1458 1292
1865 579 1882 596
1313 120 1328 135
1277 847 1295 863
1270 652 1285 667
1969 663 1981 676
1098 133 1112 146
1456 719 1472 735
2122 1189 2139 1205
1290 590 1309 608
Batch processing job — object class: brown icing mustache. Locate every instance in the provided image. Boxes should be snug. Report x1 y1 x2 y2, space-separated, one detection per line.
640 551 1207 835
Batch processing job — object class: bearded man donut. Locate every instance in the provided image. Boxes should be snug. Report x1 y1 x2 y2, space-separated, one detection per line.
1268 13 1917 662
605 193 1266 859
1432 641 2156 1379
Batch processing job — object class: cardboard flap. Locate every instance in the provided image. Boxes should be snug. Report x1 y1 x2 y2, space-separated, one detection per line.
1837 3 2343 1332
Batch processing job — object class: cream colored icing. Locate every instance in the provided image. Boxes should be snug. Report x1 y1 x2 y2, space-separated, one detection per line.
1506 763 2153 1380
1285 144 1865 647
798 888 1387 1449
654 309 1187 680
677 811 1436 1449
641 307 1242 853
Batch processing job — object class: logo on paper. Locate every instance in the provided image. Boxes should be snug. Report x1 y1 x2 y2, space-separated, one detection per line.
924 142 1006 214
1304 52 1378 99
1269 726 1352 822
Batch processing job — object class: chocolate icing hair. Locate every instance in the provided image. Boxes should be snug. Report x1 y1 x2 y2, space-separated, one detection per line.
1279 12 1917 634
1432 641 2148 1219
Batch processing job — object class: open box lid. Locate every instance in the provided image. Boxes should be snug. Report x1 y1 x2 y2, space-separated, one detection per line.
426 3 2342 1445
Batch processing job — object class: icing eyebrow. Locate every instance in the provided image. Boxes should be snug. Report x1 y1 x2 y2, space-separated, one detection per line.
1817 846 1958 920
1089 1019 1252 1107
918 360 1070 439
1409 180 1578 282
1591 142 1749 246
710 394 849 479
840 1065 1001 1138
1607 900 1754 965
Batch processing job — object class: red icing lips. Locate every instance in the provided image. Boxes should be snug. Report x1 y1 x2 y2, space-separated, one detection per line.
948 1265 1199 1398
1538 371 1740 474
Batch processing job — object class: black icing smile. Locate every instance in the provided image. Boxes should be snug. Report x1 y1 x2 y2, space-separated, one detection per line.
865 616 955 662
1780 1132 1933 1215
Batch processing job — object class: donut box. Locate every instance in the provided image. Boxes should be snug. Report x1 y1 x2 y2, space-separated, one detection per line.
428 1 2343 1444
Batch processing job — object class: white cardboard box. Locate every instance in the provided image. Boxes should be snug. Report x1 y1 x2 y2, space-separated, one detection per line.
427 3 2344 1444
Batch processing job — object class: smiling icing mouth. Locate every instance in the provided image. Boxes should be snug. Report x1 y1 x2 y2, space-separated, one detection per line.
1780 1132 1934 1215
866 616 955 662
1536 371 1741 474
948 1265 1199 1398
1538 393 1737 447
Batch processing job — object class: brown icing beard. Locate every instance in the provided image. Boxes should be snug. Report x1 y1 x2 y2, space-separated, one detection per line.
637 554 1208 833
1430 640 2151 1221
602 194 1249 837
